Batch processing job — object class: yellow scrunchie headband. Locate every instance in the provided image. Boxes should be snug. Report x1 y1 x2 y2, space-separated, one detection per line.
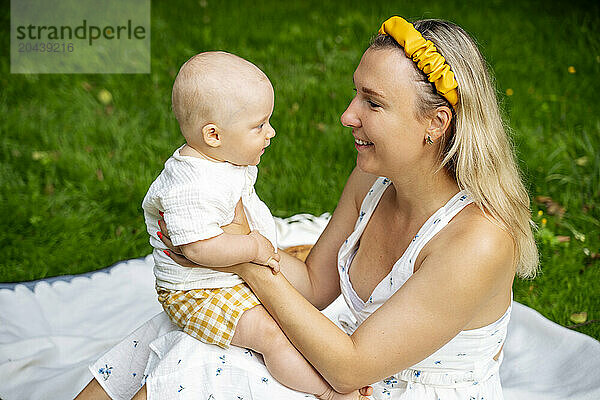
378 16 459 108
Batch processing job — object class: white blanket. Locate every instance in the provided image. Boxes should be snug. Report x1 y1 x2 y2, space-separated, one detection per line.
0 214 599 400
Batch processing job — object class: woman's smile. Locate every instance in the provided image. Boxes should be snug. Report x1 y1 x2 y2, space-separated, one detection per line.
354 137 374 151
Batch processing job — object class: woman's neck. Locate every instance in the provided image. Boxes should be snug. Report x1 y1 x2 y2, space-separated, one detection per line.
387 165 460 221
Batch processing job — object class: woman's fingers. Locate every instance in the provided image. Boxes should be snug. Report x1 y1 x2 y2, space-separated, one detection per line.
156 228 179 254
157 219 183 255
157 218 168 237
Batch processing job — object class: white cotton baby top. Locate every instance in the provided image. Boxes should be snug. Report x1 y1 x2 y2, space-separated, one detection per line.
337 177 511 399
142 146 277 291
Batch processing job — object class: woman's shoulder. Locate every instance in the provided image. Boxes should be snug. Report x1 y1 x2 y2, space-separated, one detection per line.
413 203 515 330
425 203 516 280
452 204 514 251
344 166 379 209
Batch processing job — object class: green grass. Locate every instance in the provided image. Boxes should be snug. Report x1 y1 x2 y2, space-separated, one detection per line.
2 0 599 340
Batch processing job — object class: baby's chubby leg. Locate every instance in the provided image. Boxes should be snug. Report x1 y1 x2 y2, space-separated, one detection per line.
231 305 365 400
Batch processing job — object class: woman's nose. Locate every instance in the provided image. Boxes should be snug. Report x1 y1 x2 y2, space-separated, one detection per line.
340 99 360 128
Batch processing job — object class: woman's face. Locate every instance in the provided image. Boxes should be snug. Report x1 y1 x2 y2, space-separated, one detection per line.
341 48 430 176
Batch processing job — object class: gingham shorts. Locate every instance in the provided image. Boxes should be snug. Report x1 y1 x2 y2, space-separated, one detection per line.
156 283 260 349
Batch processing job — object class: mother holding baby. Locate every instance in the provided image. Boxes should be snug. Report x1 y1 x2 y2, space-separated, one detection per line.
78 16 537 399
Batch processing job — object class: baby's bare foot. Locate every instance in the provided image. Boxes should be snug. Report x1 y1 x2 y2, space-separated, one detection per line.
317 388 367 400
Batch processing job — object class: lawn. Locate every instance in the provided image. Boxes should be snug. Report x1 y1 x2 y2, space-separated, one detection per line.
2 0 599 340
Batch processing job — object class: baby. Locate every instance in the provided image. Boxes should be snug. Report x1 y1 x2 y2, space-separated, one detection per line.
142 52 359 400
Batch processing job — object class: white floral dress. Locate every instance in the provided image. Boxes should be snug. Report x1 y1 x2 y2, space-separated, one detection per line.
337 177 510 399
90 177 510 400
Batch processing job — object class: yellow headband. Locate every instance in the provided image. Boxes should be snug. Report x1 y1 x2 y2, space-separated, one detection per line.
378 16 459 108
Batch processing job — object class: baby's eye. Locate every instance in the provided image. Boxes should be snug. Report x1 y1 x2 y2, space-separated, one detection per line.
257 123 265 129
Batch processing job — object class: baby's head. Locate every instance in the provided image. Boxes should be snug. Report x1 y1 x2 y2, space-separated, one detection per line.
172 51 275 166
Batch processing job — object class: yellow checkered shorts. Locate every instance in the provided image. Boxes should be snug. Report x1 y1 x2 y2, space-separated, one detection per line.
156 283 260 349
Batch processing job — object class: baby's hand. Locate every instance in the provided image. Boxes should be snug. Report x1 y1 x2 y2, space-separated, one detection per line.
249 230 280 274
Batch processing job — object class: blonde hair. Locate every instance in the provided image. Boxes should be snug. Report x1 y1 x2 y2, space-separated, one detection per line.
371 19 538 278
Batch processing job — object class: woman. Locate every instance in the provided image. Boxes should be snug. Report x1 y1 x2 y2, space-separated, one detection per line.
78 16 537 399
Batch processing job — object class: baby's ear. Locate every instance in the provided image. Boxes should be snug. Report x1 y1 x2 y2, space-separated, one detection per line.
202 124 221 147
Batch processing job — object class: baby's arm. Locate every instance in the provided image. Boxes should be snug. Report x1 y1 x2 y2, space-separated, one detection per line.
180 231 280 272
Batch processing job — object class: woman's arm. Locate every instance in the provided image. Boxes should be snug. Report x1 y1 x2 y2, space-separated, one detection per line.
291 166 375 308
237 217 515 393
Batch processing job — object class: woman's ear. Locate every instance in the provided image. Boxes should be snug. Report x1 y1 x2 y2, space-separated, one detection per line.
202 124 221 148
425 106 452 142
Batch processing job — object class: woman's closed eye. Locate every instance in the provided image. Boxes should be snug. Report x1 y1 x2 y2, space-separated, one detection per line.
366 100 381 109
352 88 381 109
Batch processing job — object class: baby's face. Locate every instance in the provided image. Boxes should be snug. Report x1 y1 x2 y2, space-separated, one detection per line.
218 80 276 166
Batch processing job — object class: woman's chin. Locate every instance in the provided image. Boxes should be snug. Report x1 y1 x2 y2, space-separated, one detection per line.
356 156 378 175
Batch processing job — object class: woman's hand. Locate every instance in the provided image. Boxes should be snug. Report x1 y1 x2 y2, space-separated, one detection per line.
156 217 200 268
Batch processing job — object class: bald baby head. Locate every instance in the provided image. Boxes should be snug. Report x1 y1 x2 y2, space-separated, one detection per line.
172 51 272 142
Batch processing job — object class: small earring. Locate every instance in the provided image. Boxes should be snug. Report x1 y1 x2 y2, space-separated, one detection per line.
425 135 434 145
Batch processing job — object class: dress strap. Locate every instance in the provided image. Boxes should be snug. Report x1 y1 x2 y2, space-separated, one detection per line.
353 177 392 230
402 190 473 267
336 177 391 311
